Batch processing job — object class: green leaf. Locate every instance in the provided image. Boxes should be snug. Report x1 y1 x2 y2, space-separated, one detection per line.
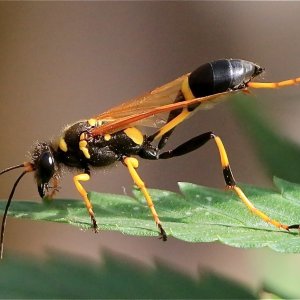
232 95 300 183
1 177 300 253
0 251 255 299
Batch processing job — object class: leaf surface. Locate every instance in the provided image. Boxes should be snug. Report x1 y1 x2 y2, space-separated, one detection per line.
1 178 300 252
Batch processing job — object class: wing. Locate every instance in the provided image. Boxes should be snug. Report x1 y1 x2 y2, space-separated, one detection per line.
91 90 236 136
95 74 189 125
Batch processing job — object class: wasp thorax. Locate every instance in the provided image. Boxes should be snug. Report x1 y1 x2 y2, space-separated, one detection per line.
31 142 57 197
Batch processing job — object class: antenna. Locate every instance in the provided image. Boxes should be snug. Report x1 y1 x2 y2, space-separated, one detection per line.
0 163 33 259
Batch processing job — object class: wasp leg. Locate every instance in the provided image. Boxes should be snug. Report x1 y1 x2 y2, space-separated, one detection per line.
73 173 98 232
148 108 191 146
156 108 183 150
248 77 300 89
123 156 167 241
156 92 190 150
44 176 60 201
159 131 295 231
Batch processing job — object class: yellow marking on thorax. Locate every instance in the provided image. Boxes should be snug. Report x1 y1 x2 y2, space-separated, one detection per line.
88 118 97 127
80 133 86 140
59 138 68 152
79 140 91 159
104 134 111 141
124 127 144 145
181 77 195 100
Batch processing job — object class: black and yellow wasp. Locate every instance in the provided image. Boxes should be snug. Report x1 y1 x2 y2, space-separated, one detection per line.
1 58 300 258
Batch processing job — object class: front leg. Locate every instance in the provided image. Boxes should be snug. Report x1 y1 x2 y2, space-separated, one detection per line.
73 173 98 232
43 176 60 201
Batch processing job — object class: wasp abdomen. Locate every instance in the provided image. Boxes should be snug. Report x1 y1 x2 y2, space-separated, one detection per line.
188 59 263 98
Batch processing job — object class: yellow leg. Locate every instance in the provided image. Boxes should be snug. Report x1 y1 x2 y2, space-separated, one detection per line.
73 173 98 232
153 108 191 140
213 134 289 230
123 157 167 241
247 77 300 89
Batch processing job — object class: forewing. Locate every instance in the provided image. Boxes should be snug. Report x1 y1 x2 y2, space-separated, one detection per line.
94 74 189 127
91 90 236 136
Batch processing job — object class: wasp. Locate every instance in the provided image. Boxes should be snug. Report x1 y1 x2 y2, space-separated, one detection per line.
1 58 300 258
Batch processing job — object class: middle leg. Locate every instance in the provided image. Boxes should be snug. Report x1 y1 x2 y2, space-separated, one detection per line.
123 156 167 241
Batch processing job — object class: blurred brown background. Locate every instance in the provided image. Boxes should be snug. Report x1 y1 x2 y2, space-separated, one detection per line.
1 2 300 296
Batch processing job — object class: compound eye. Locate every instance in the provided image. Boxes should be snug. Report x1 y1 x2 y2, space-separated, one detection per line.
38 151 55 179
35 151 55 198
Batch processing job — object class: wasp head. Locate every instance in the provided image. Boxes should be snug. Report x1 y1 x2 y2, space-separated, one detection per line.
0 142 59 258
31 142 58 198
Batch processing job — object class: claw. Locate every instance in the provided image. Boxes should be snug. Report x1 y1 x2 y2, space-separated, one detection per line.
288 224 300 230
91 216 99 233
158 223 167 241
